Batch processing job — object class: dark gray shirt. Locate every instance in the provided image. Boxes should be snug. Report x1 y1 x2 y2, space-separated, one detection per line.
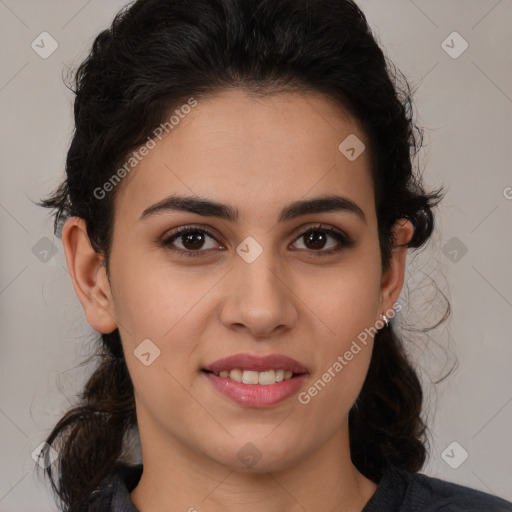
84 462 512 511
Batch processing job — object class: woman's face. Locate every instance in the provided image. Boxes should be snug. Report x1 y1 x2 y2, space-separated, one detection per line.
65 88 411 473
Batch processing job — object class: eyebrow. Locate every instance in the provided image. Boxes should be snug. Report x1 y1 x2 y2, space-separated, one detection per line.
139 194 367 225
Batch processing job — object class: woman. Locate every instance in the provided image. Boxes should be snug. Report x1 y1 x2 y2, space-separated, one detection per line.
37 0 512 511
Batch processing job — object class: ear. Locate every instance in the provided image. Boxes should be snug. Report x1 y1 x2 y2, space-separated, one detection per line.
378 218 414 319
61 217 118 333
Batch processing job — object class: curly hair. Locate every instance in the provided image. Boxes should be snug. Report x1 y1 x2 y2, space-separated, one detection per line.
36 0 448 510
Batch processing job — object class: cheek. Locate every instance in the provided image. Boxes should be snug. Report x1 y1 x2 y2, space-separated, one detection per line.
297 257 381 405
314 285 378 392
115 265 203 414
306 256 382 341
110 248 203 336
293 310 375 446
111 252 214 388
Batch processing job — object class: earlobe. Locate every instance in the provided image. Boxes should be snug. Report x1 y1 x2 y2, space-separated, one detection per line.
379 218 414 317
61 217 118 334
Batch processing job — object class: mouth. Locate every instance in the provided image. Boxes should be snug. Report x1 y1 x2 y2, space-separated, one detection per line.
201 368 305 385
201 353 309 407
201 370 308 407
201 352 309 384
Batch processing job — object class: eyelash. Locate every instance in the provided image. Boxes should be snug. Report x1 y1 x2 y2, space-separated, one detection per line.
160 223 355 259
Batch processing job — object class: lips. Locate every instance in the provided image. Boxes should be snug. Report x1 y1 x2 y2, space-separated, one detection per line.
201 353 309 407
202 353 309 374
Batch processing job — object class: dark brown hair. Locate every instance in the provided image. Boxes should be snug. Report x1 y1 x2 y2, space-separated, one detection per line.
37 0 449 510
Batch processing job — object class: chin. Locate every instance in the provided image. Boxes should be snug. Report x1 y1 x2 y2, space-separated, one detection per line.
208 438 302 474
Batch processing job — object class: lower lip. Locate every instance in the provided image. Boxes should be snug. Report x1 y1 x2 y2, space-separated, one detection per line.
203 371 308 407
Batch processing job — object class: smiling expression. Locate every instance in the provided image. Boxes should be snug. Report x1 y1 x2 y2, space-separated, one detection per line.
65 87 411 473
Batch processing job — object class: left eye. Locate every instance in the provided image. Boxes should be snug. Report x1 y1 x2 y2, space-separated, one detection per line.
161 224 354 258
291 226 351 254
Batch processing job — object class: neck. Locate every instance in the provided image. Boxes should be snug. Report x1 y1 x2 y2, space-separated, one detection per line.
130 416 378 512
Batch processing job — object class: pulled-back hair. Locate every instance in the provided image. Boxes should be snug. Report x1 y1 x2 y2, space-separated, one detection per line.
37 0 448 510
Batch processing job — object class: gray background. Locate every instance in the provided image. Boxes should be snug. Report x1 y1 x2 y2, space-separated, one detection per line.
1 0 511 510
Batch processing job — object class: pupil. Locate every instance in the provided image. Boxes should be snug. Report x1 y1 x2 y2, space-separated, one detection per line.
306 231 326 250
184 231 204 250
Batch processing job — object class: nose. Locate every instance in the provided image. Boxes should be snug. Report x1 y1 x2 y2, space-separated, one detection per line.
220 249 298 338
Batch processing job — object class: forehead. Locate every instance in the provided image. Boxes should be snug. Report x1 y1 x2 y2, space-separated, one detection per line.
113 88 375 226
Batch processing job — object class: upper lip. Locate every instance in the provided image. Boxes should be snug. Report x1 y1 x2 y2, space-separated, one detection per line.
203 353 309 374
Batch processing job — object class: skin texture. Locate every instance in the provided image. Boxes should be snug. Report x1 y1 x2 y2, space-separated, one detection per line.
62 89 414 512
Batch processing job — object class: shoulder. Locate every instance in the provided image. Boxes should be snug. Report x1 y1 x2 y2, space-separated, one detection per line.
364 465 512 512
406 470 512 511
77 462 143 512
109 462 143 511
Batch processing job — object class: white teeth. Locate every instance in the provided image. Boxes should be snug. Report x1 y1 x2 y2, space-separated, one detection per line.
229 369 243 382
242 370 259 385
258 370 275 385
213 368 296 385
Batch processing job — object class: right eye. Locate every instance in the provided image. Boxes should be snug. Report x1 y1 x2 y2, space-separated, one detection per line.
160 225 224 258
